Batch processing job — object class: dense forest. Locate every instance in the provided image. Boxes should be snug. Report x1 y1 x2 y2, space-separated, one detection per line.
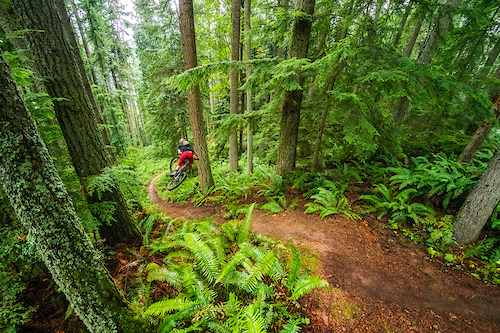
1 0 500 332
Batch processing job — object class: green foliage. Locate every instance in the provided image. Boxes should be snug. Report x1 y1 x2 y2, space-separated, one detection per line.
0 198 37 331
144 207 327 332
388 153 483 209
360 184 434 224
304 185 359 220
261 195 298 214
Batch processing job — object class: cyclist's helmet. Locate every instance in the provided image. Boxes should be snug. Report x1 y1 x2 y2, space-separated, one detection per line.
179 138 185 144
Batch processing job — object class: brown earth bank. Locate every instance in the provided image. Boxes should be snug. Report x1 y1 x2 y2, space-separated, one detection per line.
149 174 500 333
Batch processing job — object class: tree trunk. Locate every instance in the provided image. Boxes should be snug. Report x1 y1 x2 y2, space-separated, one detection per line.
393 1 412 48
11 0 140 246
276 0 316 176
58 0 116 164
229 0 242 172
404 1 430 57
478 37 500 79
0 51 151 333
179 0 215 193
311 77 335 172
458 92 500 163
244 0 253 173
277 0 289 58
69 0 98 85
374 0 385 22
393 0 461 126
454 146 500 246
417 0 463 65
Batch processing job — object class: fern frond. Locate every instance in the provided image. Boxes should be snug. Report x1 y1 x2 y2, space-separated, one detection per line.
145 296 194 317
261 198 284 214
287 244 301 288
184 233 220 283
241 304 265 333
147 267 183 289
279 318 302 333
289 276 328 301
238 203 255 244
242 251 276 293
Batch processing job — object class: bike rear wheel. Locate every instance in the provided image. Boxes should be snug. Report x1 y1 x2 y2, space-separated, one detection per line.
167 171 187 190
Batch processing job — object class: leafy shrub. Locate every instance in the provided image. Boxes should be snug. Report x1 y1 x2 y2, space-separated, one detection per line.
144 204 327 332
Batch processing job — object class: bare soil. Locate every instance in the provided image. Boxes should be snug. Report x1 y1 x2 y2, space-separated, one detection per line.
149 174 500 333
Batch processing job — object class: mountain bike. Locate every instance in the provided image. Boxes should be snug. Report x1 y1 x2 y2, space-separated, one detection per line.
167 156 194 190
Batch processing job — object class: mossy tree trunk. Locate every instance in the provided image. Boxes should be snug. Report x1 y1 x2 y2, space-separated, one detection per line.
453 146 500 246
276 0 315 176
179 0 215 193
229 0 242 172
244 0 254 174
11 0 140 247
0 51 151 333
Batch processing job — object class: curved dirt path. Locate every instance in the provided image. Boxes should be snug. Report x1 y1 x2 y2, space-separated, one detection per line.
149 175 500 332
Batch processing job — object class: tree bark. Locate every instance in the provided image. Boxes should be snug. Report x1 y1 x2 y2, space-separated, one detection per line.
393 1 412 48
276 0 316 176
229 0 242 172
0 51 151 333
179 0 215 193
404 1 430 57
417 0 463 65
311 77 335 172
244 0 253 173
277 0 289 58
58 0 116 164
454 146 500 246
11 0 139 246
458 92 500 163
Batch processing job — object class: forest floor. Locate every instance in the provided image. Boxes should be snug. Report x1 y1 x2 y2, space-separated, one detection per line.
148 174 500 333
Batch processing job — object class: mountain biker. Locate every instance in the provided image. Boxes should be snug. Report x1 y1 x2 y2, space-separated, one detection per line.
170 138 195 176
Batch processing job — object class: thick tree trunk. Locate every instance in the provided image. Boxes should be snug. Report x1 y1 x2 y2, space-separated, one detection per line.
454 146 500 246
11 0 139 246
244 0 253 174
0 51 150 333
276 0 316 176
229 0 242 172
58 0 116 164
179 0 215 193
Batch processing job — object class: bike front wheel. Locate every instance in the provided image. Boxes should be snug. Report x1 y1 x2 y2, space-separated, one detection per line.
169 156 180 173
167 171 187 190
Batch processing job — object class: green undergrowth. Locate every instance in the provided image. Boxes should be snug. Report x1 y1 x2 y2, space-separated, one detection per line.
138 204 328 332
151 150 500 283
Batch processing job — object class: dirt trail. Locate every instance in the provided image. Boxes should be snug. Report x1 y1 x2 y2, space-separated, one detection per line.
149 175 500 332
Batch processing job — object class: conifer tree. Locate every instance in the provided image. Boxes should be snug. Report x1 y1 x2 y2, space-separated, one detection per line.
393 0 463 126
0 50 151 333
179 0 215 193
276 0 316 176
244 0 254 173
229 0 242 172
10 0 140 247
